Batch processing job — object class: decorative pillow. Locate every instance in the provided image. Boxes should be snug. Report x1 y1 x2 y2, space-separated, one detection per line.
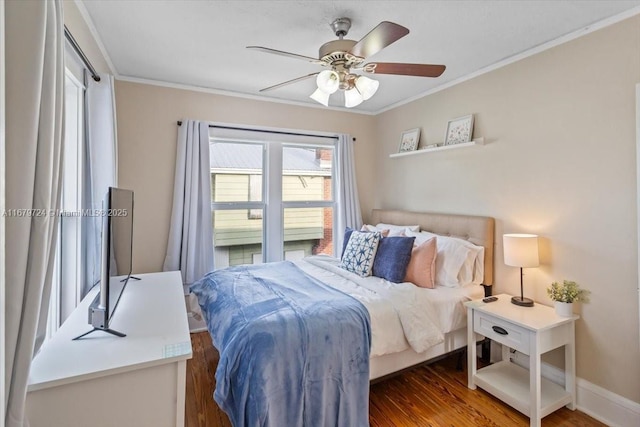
372 236 416 283
404 237 437 288
375 223 420 236
340 231 382 277
341 227 355 258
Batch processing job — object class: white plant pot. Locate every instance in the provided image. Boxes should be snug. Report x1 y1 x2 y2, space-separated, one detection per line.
554 301 574 317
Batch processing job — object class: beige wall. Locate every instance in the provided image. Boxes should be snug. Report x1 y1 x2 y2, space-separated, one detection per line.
373 16 640 402
114 81 376 274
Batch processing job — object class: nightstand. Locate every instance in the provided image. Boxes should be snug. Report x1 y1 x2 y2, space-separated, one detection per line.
465 294 578 427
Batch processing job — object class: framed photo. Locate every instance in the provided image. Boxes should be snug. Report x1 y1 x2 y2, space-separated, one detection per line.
444 115 474 145
398 128 421 153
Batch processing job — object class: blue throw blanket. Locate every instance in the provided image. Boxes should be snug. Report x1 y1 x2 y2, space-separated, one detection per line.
190 261 371 427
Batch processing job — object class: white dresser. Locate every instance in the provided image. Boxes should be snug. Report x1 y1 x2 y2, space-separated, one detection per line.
26 271 192 427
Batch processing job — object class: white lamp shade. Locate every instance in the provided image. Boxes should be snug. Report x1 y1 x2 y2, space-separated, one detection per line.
344 88 364 108
355 76 379 100
503 234 539 268
309 88 330 106
316 70 339 94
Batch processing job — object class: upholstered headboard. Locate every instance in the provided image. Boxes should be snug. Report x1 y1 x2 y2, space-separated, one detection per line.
369 209 495 286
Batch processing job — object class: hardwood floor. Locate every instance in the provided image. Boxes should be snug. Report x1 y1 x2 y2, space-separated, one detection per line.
186 331 605 427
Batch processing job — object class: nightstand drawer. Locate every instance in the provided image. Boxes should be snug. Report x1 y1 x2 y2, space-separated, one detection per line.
474 311 531 355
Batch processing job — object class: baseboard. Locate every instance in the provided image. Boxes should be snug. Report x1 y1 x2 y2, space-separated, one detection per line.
576 377 640 427
509 350 640 426
187 313 207 333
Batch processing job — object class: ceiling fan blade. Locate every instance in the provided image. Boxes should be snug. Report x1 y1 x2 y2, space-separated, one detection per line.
247 46 323 64
364 62 446 77
348 21 409 59
259 73 319 92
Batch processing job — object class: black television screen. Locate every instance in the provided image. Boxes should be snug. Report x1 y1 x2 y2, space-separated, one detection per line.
74 187 134 340
103 187 134 322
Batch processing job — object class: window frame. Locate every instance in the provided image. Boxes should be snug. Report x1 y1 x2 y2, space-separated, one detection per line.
46 69 85 339
209 128 338 266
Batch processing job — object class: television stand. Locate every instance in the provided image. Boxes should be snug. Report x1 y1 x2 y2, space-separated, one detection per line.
72 327 126 340
27 271 191 427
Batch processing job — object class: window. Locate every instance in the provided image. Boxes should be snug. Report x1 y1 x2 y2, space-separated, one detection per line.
210 127 337 269
46 70 85 338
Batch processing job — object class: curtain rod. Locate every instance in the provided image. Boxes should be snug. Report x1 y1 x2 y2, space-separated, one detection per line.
176 121 355 141
64 25 100 82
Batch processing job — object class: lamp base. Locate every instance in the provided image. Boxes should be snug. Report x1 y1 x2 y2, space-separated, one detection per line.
511 296 534 307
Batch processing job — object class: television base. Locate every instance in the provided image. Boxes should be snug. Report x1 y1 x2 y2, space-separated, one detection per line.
72 327 126 340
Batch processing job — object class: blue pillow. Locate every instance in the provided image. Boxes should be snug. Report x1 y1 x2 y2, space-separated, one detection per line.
372 236 416 283
341 227 354 259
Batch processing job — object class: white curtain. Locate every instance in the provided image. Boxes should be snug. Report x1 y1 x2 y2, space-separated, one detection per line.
4 1 65 425
163 120 214 287
82 72 118 297
335 134 363 255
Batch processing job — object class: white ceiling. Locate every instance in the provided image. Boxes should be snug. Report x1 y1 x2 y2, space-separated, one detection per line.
79 0 640 114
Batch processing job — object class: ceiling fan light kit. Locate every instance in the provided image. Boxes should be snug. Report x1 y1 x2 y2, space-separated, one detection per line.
249 17 446 108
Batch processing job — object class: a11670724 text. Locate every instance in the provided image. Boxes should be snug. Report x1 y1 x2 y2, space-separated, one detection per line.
2 209 129 218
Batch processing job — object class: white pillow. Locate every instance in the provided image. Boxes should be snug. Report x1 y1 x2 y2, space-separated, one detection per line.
405 230 484 287
375 223 420 236
340 230 382 277
361 224 390 236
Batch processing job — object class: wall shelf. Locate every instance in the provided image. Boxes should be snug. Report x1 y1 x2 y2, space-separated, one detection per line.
389 137 485 158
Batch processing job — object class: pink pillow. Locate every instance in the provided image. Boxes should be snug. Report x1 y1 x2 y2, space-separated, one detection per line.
404 237 437 288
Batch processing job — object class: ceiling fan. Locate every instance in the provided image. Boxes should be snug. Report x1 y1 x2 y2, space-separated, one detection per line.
247 17 446 108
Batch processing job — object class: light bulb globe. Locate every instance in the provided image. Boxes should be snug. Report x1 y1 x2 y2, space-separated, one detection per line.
316 70 339 94
344 88 364 108
355 76 379 100
310 88 330 106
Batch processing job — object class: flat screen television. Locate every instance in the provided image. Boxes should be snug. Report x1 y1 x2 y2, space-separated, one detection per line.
74 187 135 340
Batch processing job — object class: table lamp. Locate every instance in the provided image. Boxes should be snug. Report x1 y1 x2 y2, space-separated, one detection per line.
503 233 539 307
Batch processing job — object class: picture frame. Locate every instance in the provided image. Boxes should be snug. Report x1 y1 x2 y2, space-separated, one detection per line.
398 128 421 153
444 114 474 145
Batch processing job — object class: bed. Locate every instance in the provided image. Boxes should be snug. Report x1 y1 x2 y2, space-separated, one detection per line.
191 209 494 426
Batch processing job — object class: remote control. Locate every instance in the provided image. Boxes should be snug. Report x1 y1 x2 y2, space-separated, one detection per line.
482 296 498 303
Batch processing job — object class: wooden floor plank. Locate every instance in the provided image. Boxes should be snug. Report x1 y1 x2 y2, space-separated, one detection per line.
185 331 605 427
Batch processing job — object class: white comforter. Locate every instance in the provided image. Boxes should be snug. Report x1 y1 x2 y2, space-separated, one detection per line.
296 255 446 357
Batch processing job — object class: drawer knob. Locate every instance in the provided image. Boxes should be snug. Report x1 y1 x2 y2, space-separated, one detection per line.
492 326 508 335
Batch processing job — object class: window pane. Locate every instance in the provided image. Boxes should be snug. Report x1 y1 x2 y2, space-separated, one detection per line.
283 207 333 257
210 141 263 203
282 146 332 202
248 175 262 219
213 209 263 269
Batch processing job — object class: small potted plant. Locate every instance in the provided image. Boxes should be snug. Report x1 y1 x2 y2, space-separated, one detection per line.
547 280 589 317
